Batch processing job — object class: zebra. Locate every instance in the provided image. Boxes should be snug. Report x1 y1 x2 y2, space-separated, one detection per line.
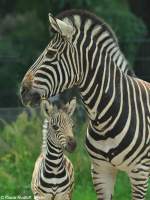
20 10 150 200
31 98 76 200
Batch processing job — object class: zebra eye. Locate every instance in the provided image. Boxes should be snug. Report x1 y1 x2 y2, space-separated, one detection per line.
52 125 59 131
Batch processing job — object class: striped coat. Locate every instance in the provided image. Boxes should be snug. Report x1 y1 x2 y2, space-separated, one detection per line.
21 10 150 200
31 99 76 200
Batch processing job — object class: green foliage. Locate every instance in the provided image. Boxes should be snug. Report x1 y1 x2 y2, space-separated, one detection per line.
0 113 150 199
0 111 42 194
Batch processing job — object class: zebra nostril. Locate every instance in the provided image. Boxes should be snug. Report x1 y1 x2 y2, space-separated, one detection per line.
65 137 77 153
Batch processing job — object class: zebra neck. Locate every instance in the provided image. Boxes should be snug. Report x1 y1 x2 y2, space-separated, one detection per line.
44 139 65 172
72 16 130 85
78 43 127 126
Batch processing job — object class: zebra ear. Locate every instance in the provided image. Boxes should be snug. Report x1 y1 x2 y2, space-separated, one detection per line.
41 99 53 119
64 98 76 116
48 13 73 38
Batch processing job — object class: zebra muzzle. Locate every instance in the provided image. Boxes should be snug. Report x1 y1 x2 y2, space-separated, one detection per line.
20 85 41 106
65 137 77 153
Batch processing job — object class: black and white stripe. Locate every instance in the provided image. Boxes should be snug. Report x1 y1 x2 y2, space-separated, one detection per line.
31 101 76 200
21 10 150 200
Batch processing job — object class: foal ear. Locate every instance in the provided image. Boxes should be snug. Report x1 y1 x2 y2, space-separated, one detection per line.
48 13 73 38
64 98 76 116
41 99 53 119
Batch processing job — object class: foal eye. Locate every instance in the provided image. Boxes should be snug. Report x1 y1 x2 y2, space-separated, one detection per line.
52 125 59 130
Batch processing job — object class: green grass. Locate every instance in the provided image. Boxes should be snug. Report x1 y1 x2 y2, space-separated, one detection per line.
0 112 150 199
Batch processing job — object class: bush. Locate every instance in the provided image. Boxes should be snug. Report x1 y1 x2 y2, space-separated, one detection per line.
0 111 42 194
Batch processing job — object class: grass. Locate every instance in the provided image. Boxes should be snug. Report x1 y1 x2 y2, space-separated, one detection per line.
0 111 150 199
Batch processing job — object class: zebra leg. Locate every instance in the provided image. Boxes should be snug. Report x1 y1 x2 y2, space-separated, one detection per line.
128 169 149 200
91 162 117 200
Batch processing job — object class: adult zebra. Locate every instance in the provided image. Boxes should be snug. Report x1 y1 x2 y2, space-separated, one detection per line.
20 10 150 200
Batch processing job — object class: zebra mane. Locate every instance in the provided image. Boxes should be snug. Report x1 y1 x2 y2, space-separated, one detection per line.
41 118 49 156
56 9 118 44
56 9 135 76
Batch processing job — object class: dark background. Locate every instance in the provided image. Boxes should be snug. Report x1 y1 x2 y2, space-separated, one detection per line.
0 0 150 107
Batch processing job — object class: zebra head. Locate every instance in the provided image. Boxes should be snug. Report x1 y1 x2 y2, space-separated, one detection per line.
41 98 77 153
20 13 77 106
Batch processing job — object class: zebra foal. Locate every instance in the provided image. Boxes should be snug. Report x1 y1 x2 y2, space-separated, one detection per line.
31 98 76 200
